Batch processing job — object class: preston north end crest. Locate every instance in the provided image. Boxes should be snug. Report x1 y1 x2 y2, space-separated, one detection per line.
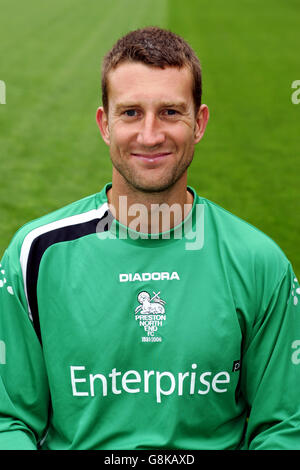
134 291 166 343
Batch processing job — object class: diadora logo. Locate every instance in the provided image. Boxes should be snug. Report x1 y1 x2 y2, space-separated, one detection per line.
292 276 300 306
0 263 14 296
135 291 167 342
119 271 180 283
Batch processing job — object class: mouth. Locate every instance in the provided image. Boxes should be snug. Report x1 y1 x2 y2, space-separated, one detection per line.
131 152 172 163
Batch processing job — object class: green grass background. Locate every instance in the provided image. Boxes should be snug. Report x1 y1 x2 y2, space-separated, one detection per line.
0 0 299 273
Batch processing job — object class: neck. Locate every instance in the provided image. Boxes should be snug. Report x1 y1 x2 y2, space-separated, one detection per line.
106 176 194 234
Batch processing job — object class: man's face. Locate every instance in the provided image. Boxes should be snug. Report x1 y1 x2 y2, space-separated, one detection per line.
97 62 208 193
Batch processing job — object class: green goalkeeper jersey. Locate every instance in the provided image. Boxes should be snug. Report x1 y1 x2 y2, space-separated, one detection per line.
0 183 300 450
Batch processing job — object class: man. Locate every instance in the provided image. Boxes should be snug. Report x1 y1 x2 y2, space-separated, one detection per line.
0 26 300 450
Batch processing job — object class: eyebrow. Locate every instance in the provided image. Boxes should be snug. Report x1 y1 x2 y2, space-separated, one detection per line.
114 103 137 112
114 101 188 112
160 102 188 111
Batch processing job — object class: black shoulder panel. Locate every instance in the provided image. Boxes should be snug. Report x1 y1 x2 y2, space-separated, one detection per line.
26 210 113 344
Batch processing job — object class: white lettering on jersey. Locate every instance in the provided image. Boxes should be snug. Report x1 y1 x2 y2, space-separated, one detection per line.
70 363 231 403
119 271 180 282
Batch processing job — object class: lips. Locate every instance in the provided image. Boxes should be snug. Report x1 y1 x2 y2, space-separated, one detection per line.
131 152 172 162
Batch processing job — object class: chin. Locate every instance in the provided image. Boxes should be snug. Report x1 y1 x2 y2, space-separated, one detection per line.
113 161 189 194
128 176 181 194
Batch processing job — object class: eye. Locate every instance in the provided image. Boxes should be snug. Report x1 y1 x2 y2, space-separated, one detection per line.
163 109 178 117
124 109 138 117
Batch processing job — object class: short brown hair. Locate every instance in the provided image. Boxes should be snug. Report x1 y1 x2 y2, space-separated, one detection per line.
101 26 202 114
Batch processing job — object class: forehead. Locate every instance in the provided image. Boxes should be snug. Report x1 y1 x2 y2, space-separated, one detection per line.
106 62 194 107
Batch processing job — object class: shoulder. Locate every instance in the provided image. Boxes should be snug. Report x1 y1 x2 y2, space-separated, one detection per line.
198 195 290 278
5 190 108 262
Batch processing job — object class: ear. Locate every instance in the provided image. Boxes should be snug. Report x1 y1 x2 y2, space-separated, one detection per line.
96 106 110 146
194 104 209 144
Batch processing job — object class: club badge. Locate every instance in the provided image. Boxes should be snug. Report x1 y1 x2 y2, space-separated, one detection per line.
134 290 166 342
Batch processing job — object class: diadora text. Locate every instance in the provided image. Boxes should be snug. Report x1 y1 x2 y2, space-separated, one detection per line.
119 271 180 282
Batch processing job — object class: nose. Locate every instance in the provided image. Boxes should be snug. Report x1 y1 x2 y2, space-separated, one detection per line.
136 113 165 147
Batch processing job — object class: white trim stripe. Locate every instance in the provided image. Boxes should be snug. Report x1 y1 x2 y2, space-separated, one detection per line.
19 203 109 319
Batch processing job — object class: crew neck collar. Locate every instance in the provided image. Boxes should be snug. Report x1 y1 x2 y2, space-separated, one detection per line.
97 183 201 246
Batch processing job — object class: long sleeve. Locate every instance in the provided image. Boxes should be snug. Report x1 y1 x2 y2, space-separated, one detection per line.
0 243 50 450
241 262 300 449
